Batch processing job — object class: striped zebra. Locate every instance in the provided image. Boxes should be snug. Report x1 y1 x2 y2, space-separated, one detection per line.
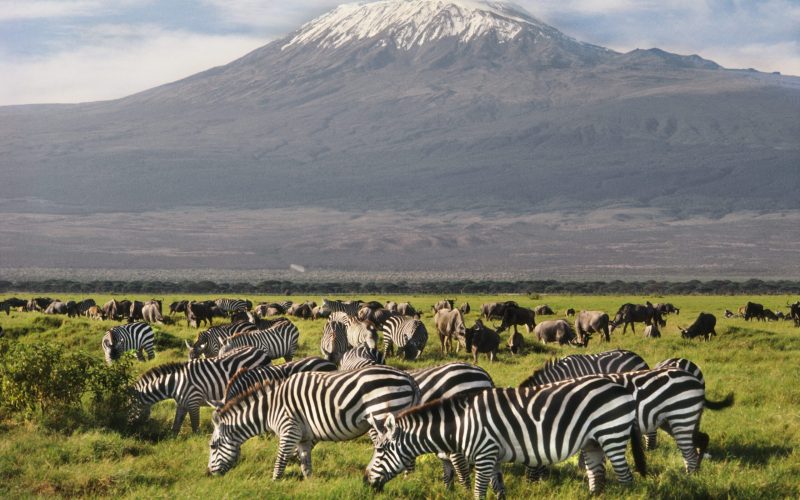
521 367 733 475
365 378 646 498
224 357 337 402
207 365 420 479
101 322 155 365
409 363 494 488
185 321 257 359
655 357 705 385
322 298 362 316
339 344 385 370
217 321 300 361
320 319 349 362
330 311 378 349
382 316 428 360
524 349 649 385
214 298 250 314
131 346 271 434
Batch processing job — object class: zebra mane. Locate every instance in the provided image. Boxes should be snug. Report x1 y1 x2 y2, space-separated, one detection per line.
138 361 186 381
218 379 275 416
397 387 486 419
224 366 252 398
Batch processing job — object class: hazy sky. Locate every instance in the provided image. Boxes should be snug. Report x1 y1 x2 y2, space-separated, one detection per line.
2 0 799 105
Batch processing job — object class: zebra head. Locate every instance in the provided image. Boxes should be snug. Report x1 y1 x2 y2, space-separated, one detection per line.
365 414 413 491
185 339 207 360
207 411 241 476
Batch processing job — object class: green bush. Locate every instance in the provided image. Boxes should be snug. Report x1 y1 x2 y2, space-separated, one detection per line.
0 342 136 432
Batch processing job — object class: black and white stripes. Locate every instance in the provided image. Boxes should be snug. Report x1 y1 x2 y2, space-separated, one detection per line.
217 321 300 361
101 322 155 364
382 316 428 360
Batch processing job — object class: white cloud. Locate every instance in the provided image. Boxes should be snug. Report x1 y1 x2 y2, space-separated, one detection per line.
0 26 269 105
0 0 148 21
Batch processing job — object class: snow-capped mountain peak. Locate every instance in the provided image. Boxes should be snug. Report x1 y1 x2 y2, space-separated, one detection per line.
282 0 559 50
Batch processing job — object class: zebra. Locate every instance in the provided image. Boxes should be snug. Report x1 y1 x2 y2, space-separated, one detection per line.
382 316 428 360
217 321 300 361
329 311 378 349
214 298 250 314
520 367 733 476
185 321 257 359
101 322 155 365
322 298 362 317
207 365 420 479
654 357 705 385
524 349 649 385
408 363 494 488
131 346 271 434
365 378 646 498
223 357 337 402
320 319 349 362
339 344 385 370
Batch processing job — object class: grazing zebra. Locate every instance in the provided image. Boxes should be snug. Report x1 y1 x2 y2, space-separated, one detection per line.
330 311 378 349
524 349 649 385
520 368 733 475
217 321 300 361
382 316 428 360
207 365 420 479
322 298 362 317
365 378 646 498
654 357 705 385
185 321 257 360
131 346 271 434
339 344 385 370
409 363 495 488
101 322 155 365
224 357 337 402
320 319 349 362
214 298 250 314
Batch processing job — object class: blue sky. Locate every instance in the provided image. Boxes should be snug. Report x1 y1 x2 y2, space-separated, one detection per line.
2 0 799 105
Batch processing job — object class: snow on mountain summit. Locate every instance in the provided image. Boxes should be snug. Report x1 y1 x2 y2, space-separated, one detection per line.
282 0 563 50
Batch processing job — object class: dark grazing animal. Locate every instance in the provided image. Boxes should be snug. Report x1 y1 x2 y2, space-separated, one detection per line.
1 297 27 314
654 303 680 315
534 304 554 315
680 313 717 341
396 302 417 317
365 379 646 498
76 298 96 316
27 297 55 312
743 301 765 321
565 308 575 317
791 301 800 327
170 300 189 316
187 301 214 328
102 322 155 364
763 309 778 321
574 310 610 343
610 302 664 335
44 300 68 315
131 346 271 434
480 301 517 321
207 366 420 479
724 309 735 318
507 330 524 355
643 322 661 338
142 302 165 324
128 300 145 322
459 302 471 315
494 305 535 335
433 308 466 355
464 319 500 363
431 299 455 313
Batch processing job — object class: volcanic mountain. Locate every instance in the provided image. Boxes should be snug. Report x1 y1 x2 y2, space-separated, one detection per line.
1 0 799 275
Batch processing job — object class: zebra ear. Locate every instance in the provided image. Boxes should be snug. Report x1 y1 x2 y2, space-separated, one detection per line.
384 414 397 436
367 413 385 434
184 339 193 349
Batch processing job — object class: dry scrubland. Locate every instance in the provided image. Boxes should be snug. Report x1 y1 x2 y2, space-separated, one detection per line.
0 294 798 499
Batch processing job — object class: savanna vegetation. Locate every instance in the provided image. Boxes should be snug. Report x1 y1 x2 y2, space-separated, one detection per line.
0 293 798 499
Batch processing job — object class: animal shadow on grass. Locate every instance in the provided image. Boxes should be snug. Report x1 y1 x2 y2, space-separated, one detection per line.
720 439 792 466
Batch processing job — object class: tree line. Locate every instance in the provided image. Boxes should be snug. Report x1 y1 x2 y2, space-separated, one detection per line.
1 278 799 295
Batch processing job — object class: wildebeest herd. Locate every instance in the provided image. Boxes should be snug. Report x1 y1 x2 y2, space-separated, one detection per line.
1 294 796 498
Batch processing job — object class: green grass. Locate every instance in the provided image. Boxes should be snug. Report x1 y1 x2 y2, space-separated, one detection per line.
1 293 799 499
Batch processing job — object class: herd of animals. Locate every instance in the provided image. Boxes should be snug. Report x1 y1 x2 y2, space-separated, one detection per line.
0 295 798 498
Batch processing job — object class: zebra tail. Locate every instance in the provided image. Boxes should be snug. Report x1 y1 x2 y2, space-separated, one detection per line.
704 392 734 410
630 424 647 477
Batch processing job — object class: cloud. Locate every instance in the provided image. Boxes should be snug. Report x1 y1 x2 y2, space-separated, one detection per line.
0 0 148 21
0 26 268 105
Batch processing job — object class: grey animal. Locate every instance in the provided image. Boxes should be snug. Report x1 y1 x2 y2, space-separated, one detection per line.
434 308 466 356
574 310 611 343
534 319 584 346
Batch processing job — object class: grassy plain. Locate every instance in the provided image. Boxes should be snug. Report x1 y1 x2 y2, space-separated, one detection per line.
0 293 798 499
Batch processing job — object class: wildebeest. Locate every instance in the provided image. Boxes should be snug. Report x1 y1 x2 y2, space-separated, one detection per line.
654 303 680 315
534 319 583 346
481 301 517 321
464 319 499 363
170 300 189 316
791 301 800 327
507 330 524 355
76 298 96 316
28 297 55 312
724 309 735 318
142 302 165 324
643 322 661 338
681 313 717 341
287 302 313 319
460 302 471 315
574 310 611 343
743 301 765 321
396 302 416 317
434 308 466 356
44 300 68 315
534 304 554 315
1 297 27 314
565 308 575 317
763 309 778 321
103 299 132 321
187 301 213 328
385 301 398 312
86 305 105 320
610 302 664 335
431 299 454 313
129 300 145 322
494 305 536 335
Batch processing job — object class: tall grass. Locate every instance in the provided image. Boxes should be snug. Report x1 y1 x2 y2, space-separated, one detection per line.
0 293 798 498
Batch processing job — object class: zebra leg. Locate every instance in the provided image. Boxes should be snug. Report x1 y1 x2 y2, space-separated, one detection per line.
171 406 188 435
644 430 658 450
671 425 701 473
440 456 455 488
189 407 200 433
597 432 635 487
273 430 301 480
581 442 608 494
525 465 547 482
136 349 145 361
450 453 471 489
490 463 506 500
296 441 314 479
472 454 499 500
693 430 710 471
